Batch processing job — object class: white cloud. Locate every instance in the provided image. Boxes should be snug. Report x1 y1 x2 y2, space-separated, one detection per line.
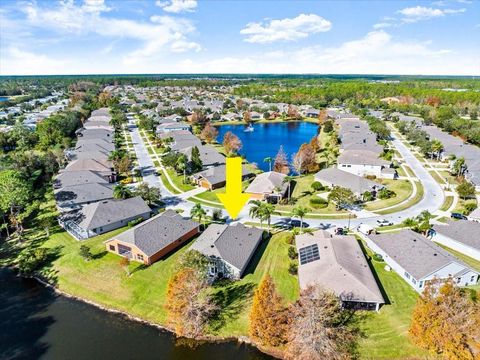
16 1 200 65
398 6 466 23
240 14 332 43
156 0 197 13
373 22 392 29
1 47 68 75
175 30 478 75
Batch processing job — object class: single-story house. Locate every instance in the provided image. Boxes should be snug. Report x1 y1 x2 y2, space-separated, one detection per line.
296 230 384 311
338 150 391 178
192 164 253 190
179 144 225 168
105 210 200 265
158 130 202 151
304 109 320 118
221 112 241 121
155 122 190 134
364 229 479 292
245 171 288 203
249 111 263 120
54 183 114 212
62 158 116 181
53 170 111 189
314 168 385 197
189 223 264 279
431 220 480 261
60 196 151 240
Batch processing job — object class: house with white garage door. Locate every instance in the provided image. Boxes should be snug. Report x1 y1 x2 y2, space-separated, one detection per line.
364 229 478 292
431 220 480 261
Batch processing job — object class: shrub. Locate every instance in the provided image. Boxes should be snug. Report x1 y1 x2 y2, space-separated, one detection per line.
288 246 297 260
373 253 384 262
378 188 396 199
128 217 143 227
309 197 328 209
288 262 298 275
285 233 295 245
311 181 324 191
211 208 223 221
365 174 377 180
464 202 477 215
79 245 92 261
17 248 50 274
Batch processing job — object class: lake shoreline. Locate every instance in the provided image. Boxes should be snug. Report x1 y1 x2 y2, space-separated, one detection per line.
3 265 282 360
212 118 319 126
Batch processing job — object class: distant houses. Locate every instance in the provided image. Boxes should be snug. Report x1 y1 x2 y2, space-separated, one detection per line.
364 229 479 292
190 223 264 279
105 210 199 265
296 230 384 311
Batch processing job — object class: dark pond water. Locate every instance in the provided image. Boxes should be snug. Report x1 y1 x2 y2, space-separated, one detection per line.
216 122 319 172
0 268 272 360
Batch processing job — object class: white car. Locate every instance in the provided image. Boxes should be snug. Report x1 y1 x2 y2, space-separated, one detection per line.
376 219 393 227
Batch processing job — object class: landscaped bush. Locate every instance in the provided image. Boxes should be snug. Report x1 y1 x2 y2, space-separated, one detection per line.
365 174 377 180
288 262 298 275
288 246 297 260
311 181 324 191
464 202 477 215
285 233 295 245
378 188 396 199
373 253 384 262
128 217 144 228
309 197 328 209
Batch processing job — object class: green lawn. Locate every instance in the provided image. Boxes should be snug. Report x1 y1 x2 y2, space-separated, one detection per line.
403 165 415 178
453 198 477 215
193 180 251 205
435 244 480 272
428 170 446 185
365 180 413 211
395 166 406 177
375 223 409 233
274 175 348 215
438 171 462 186
375 181 424 215
166 168 195 192
357 241 428 359
159 170 181 195
439 196 454 212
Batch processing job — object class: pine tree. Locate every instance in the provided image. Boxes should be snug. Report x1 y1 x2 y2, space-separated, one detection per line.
190 146 203 173
249 275 288 346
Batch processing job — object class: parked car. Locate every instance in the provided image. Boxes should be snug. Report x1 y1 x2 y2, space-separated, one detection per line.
376 219 393 227
290 219 310 229
335 227 346 235
450 212 467 220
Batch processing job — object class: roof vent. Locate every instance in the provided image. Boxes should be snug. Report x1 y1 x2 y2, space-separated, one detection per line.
210 245 214 248
433 253 437 256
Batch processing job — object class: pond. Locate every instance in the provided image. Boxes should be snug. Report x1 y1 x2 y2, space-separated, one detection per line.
0 268 273 360
0 96 9 102
216 122 318 172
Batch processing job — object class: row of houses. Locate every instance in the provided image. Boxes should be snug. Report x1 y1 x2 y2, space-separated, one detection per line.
54 108 152 240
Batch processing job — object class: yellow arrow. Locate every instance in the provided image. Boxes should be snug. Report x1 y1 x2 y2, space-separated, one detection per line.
216 157 251 219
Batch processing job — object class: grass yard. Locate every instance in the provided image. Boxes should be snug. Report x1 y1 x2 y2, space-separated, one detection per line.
159 170 180 195
375 181 424 215
375 223 409 233
453 198 477 215
439 195 454 212
395 166 406 177
357 241 428 359
193 180 251 205
438 171 462 186
166 168 195 192
435 244 480 272
403 165 415 178
428 170 446 185
274 175 348 215
365 180 413 211
1 227 298 339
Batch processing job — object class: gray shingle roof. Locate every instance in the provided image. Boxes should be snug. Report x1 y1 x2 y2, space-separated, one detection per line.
433 220 480 252
193 164 252 186
63 158 113 173
296 230 384 304
314 168 384 195
338 150 390 167
190 223 263 274
54 170 108 188
77 196 151 231
369 229 471 279
55 183 114 209
179 144 225 168
245 171 288 195
110 210 199 256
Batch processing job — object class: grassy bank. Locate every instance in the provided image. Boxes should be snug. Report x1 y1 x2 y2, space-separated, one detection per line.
365 180 413 211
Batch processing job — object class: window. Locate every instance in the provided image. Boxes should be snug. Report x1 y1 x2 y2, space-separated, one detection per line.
471 275 476 282
419 281 423 288
457 277 461 283
412 278 417 285
109 245 115 251
299 244 320 265
137 254 144 261
404 272 410 279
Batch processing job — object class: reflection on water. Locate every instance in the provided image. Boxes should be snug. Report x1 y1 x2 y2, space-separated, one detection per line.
0 268 272 360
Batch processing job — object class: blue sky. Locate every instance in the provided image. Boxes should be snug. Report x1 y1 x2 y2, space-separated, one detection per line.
0 0 479 75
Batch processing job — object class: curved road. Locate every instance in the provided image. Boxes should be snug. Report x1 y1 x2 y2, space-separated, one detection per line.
129 118 445 231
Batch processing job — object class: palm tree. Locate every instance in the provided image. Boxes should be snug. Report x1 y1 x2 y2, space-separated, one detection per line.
263 157 273 172
176 155 188 182
113 184 132 199
249 200 265 228
190 203 207 229
261 202 276 233
282 175 294 201
431 139 443 160
291 206 308 233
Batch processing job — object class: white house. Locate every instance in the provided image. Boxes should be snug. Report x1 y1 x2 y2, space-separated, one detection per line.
337 150 391 178
364 229 478 292
431 220 480 261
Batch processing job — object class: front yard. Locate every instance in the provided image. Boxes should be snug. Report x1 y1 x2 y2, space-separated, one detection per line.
365 179 413 211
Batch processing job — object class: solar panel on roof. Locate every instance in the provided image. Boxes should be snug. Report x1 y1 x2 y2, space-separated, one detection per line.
299 244 320 265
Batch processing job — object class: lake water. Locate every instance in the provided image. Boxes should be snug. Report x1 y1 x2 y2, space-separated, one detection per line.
0 268 272 360
216 122 319 171
0 97 9 102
